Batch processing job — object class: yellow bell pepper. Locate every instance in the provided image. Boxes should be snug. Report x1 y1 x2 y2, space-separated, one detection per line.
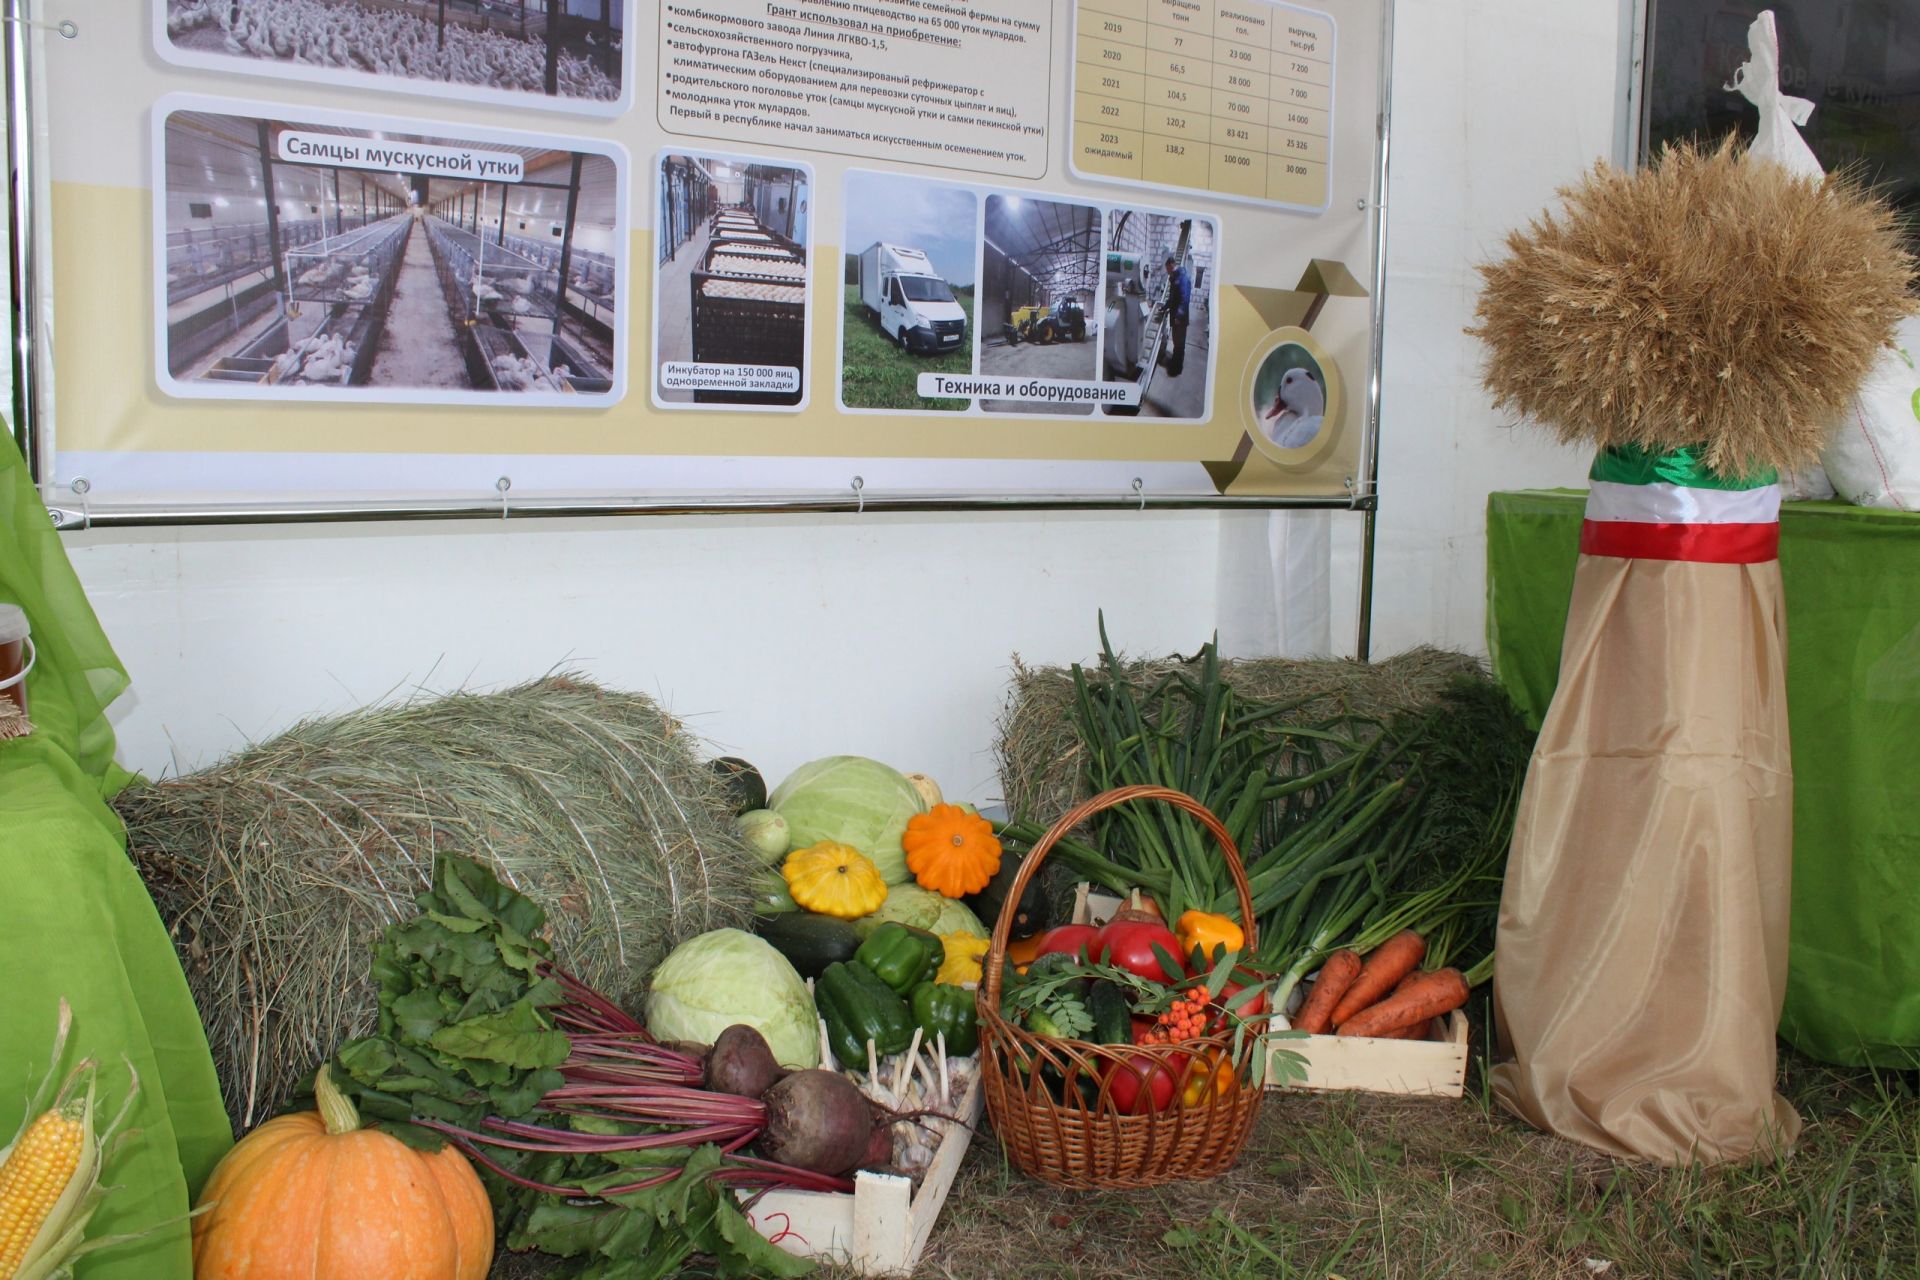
1180 1051 1237 1107
782 842 888 920
934 932 990 986
1175 909 1245 962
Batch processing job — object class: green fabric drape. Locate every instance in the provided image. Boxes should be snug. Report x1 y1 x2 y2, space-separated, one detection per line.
0 436 230 1278
1486 489 1920 1067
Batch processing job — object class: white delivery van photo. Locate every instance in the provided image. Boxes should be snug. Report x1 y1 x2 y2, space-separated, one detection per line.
856 242 969 355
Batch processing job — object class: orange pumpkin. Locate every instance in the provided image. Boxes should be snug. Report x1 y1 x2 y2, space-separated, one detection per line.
192 1065 493 1280
902 803 1002 898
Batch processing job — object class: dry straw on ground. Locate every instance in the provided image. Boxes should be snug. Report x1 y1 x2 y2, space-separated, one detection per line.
1470 139 1915 478
994 646 1485 825
121 675 760 1129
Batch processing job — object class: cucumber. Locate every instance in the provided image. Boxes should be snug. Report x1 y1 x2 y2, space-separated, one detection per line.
755 911 862 978
1088 980 1134 1046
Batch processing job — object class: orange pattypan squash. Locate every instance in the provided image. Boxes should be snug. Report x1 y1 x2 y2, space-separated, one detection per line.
192 1064 493 1280
902 804 1002 898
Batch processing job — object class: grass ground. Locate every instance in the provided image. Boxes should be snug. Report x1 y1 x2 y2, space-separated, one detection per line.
887 1007 1918 1279
839 292 975 411
492 996 1918 1278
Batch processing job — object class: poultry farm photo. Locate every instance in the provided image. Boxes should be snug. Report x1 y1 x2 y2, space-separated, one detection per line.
161 107 621 400
164 0 623 104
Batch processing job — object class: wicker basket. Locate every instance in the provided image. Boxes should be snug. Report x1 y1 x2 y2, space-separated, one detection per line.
978 785 1264 1188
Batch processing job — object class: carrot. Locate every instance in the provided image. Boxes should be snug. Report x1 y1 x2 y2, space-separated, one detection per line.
1374 1020 1430 1041
1291 950 1362 1034
1329 930 1426 1027
1335 968 1469 1038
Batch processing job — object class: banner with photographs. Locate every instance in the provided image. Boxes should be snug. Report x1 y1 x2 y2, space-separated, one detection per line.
28 2 1389 507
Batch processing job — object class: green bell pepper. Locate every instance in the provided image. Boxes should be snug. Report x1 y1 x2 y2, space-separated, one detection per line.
853 922 945 995
816 960 913 1066
910 981 979 1057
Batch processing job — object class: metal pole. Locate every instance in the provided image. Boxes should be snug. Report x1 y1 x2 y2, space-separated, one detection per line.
554 153 581 327
545 0 561 96
4 0 41 475
332 168 342 236
498 182 507 247
256 120 283 285
46 492 1372 531
1354 0 1394 662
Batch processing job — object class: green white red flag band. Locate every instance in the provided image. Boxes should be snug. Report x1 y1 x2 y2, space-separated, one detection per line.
1581 480 1782 564
1584 479 1782 525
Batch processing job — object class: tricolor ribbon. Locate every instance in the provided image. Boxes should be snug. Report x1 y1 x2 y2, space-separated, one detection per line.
1580 448 1781 564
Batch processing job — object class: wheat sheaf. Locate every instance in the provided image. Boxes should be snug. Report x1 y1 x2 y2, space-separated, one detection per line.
1470 139 1916 478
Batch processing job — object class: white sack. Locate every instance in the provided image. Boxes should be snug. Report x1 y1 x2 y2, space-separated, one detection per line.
1733 11 1920 509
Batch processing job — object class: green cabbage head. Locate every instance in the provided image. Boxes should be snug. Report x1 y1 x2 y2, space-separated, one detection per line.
769 756 927 883
646 928 820 1070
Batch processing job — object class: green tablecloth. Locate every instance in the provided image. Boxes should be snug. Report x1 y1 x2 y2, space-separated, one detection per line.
1487 490 1920 1067
1 436 231 1278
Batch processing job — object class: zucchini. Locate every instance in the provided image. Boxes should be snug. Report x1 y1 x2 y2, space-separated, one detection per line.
964 848 1052 937
710 756 768 815
755 911 861 978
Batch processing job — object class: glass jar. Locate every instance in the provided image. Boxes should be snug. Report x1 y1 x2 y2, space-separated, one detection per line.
0 604 31 720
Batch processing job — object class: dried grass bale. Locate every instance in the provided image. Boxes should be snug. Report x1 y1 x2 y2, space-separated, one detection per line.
995 646 1486 824
1469 139 1916 478
120 675 759 1129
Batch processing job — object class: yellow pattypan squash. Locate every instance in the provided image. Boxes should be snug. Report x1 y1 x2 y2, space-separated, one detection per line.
934 932 990 986
902 804 1002 898
783 842 888 920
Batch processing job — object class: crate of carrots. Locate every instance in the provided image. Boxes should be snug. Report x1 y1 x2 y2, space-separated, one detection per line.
1076 891 1473 1099
1276 930 1471 1098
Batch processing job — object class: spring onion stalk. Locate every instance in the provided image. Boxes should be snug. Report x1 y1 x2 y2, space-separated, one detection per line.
1002 620 1532 1001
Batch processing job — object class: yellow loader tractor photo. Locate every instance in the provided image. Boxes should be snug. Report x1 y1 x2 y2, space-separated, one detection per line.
1004 298 1088 346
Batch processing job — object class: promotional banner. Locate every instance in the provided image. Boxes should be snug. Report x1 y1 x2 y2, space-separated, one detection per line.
29 1 1388 508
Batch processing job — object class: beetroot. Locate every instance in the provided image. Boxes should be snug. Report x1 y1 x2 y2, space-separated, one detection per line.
705 1024 785 1099
859 1117 894 1171
758 1069 876 1176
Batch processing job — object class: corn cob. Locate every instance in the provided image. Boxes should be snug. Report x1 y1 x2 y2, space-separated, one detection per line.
0 1000 162 1280
0 1108 85 1279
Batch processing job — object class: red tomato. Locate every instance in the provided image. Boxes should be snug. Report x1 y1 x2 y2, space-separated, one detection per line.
1096 920 1186 983
1031 924 1101 961
1214 979 1270 1023
1129 1014 1157 1044
1101 1051 1178 1114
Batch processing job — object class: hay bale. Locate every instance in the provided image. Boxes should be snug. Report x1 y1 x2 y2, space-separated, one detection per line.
121 675 759 1129
994 646 1489 824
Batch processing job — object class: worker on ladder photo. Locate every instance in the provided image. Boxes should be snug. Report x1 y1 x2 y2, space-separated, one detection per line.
1160 253 1191 378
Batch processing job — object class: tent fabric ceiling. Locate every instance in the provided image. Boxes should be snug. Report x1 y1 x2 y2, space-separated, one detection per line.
984 196 1100 298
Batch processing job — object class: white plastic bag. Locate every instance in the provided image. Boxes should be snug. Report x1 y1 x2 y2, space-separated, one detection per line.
1733 11 1920 509
1822 316 1920 512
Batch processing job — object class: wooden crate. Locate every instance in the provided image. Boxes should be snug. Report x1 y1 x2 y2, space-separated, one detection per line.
1268 1009 1469 1098
744 1070 984 1276
1073 886 1471 1098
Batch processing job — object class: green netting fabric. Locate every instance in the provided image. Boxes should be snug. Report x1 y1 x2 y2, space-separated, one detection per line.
0 435 231 1278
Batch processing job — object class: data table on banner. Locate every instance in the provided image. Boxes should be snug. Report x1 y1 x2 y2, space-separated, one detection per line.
1071 0 1336 210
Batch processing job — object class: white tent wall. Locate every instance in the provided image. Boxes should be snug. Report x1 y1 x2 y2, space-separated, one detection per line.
46 0 1614 798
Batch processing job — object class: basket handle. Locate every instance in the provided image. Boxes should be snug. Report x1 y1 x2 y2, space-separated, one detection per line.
982 785 1257 1008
